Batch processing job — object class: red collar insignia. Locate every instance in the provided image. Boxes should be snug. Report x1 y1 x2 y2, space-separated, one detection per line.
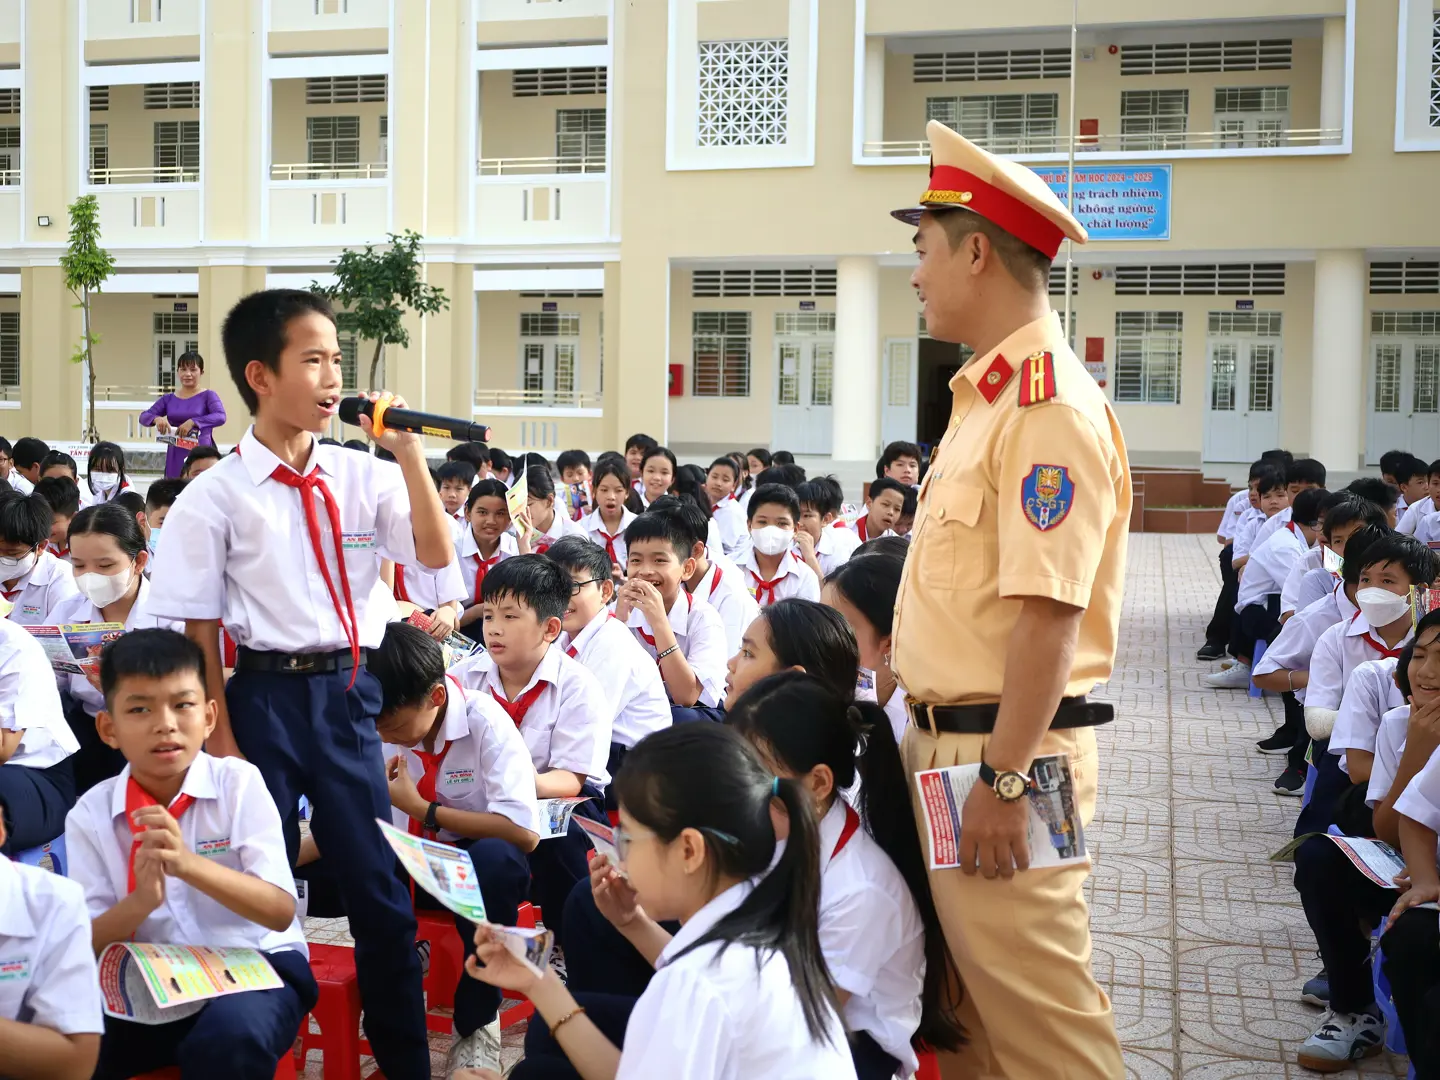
974 354 1014 405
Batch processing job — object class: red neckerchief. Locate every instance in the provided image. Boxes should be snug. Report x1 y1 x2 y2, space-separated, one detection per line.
408 676 468 836
636 592 693 652
748 566 784 608
830 803 860 861
490 680 549 727
471 548 502 606
125 778 197 893
855 516 870 542
393 563 411 604
1286 521 1301 538
829 520 847 529
268 463 360 687
1351 610 1406 658
708 564 724 599
595 521 623 565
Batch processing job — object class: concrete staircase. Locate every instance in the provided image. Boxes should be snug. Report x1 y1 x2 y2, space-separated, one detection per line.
1130 466 1234 534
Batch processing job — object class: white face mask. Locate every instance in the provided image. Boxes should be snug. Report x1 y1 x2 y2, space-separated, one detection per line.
0 550 37 582
91 472 119 492
750 525 794 557
75 567 133 609
1355 587 1411 629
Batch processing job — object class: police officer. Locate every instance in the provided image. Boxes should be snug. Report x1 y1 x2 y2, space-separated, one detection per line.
891 120 1131 1078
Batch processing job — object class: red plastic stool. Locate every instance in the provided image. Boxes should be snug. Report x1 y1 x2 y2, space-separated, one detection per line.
915 1048 941 1080
134 1051 298 1079
499 902 539 1031
415 907 466 1033
299 943 369 1080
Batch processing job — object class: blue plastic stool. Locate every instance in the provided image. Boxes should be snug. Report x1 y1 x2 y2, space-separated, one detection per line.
14 834 66 875
1301 762 1318 807
1248 639 1267 698
1372 931 1409 1057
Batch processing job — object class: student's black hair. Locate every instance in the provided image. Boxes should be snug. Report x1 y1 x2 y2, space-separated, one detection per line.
1286 458 1327 487
39 451 79 479
1255 468 1288 497
900 487 918 520
522 451 553 474
795 479 842 519
1395 454 1431 485
727 673 965 1052
1430 459 1440 478
181 444 223 476
1247 458 1277 483
673 465 714 520
746 447 773 469
33 476 81 519
867 476 908 505
1260 448 1293 464
595 449 627 470
771 450 796 466
68 503 146 559
1401 609 1440 700
112 490 145 519
707 456 739 484
100 627 207 708
751 599 860 701
177 349 205 373
824 552 904 638
544 534 614 591
465 477 510 513
612 723 840 1044
556 449 592 475
649 495 710 554
87 441 127 496
640 445 679 483
145 478 189 512
11 437 49 472
1290 487 1329 528
0 436 11 456
375 447 397 464
1379 450 1409 478
623 509 693 563
319 437 343 447
489 448 512 475
590 456 632 496
1322 494 1388 538
524 462 557 501
1356 533 1440 587
746 482 801 524
855 534 910 558
437 461 477 488
478 553 570 622
877 440 923 478
624 432 658 454
221 289 337 414
369 620 446 715
1345 477 1402 511
1340 526 1389 588
447 441 491 470
0 490 52 547
343 439 370 453
756 464 807 489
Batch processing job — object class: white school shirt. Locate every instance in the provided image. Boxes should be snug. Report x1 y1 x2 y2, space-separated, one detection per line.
1281 545 1326 616
0 859 104 1035
147 428 443 653
1416 510 1440 548
1366 705 1413 808
1253 584 1356 705
710 498 747 556
455 528 518 606
626 591 729 709
1305 614 1413 712
385 680 540 841
815 524 862 579
1329 657 1404 775
3 550 82 626
616 881 857 1080
447 646 612 785
1230 508 1266 565
690 560 760 656
6 471 31 495
1394 748 1440 841
560 608 671 750
1218 489 1250 542
0 616 77 770
1397 492 1409 513
65 753 309 957
389 548 468 612
737 485 755 514
530 507 586 553
1234 523 1307 613
1398 495 1435 536
817 800 924 1073
1250 506 1293 552
735 547 821 608
581 508 637 572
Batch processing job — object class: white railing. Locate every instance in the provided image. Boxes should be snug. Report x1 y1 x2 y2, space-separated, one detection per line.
270 162 389 181
474 388 603 408
89 165 200 184
0 171 17 187
477 156 606 176
0 385 19 402
95 385 171 402
863 127 1345 157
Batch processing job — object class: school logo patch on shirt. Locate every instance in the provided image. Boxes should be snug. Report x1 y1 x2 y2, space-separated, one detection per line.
341 531 376 551
443 769 476 788
0 956 30 982
1021 465 1074 532
20 604 40 619
196 837 232 858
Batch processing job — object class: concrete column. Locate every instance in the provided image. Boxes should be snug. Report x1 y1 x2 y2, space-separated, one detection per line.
832 256 880 462
198 265 266 445
1319 16 1345 143
601 262 623 448
863 37 885 154
1309 250 1365 471
613 255 669 446
204 0 261 241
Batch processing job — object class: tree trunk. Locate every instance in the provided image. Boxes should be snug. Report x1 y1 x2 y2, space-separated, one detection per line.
368 339 384 393
83 286 98 443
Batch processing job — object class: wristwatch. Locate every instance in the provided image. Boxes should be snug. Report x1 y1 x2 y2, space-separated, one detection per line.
423 801 441 833
978 761 1031 803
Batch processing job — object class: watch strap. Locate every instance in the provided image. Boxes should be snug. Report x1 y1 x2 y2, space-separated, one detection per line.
977 761 998 788
424 801 441 833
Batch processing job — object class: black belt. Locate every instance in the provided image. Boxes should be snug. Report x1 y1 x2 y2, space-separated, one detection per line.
908 695 1113 735
235 646 368 675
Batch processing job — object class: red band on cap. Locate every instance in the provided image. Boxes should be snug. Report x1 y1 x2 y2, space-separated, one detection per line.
922 164 1066 259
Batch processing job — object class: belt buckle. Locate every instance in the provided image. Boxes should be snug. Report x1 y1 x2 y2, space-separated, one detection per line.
285 654 316 673
911 698 935 735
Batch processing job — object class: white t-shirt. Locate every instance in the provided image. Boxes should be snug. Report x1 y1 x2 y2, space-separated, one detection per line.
1366 705 1413 808
1253 584 1354 705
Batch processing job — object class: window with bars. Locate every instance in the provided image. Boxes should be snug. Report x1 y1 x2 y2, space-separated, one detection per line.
692 268 836 298
1373 312 1440 336
307 116 361 167
1120 40 1292 75
1416 346 1440 414
1431 13 1440 127
339 335 359 391
144 82 199 110
1114 263 1286 296
0 90 19 115
774 312 836 335
912 48 1071 83
1374 345 1402 413
1370 262 1440 294
520 312 581 337
0 127 18 184
693 312 751 397
1049 265 1079 295
0 313 17 389
887 341 913 407
153 121 199 181
697 39 789 147
556 109 605 170
1114 311 1183 404
1214 86 1290 148
1249 344 1277 412
153 312 199 390
926 93 1058 154
513 68 608 97
305 76 387 104
1207 311 1283 336
379 115 387 160
89 125 108 184
89 86 110 112
1120 89 1189 150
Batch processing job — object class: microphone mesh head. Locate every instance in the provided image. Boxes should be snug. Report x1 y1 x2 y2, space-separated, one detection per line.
338 397 365 425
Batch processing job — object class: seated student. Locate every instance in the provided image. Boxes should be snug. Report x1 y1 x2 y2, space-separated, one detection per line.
66 630 317 1080
1397 457 1440 535
1229 463 1289 575
736 483 821 608
468 722 858 1080
1281 493 1387 619
547 537 670 801
1329 652 1409 790
624 433 658 489
0 810 103 1080
448 440 492 480
447 556 611 943
795 478 861 581
672 464 729 559
1202 453 1293 661
877 440 923 488
1345 476 1402 530
0 614 80 856
438 461 479 525
179 444 222 479
851 476 907 543
1365 636 1440 849
40 451 93 510
556 449 593 522
456 479 519 631
1393 452 1431 515
34 476 82 561
636 446 678 510
489 447 514 486
1378 449 1408 490
143 478 189 561
83 442 130 506
580 457 637 580
739 447 771 511
650 496 758 657
386 544 466 642
1250 458 1327 552
10 436 50 494
617 511 728 711
519 461 585 554
824 552 909 742
702 456 747 556
0 490 81 625
894 487 917 538
367 621 540 1074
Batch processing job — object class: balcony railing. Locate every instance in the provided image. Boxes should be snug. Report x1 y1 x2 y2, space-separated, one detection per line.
863 127 1344 157
474 388 604 409
0 171 17 187
270 162 389 181
96 385 171 402
89 166 200 184
477 156 606 177
0 385 19 402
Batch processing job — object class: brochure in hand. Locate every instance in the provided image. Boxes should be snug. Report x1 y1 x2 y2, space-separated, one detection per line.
538 797 595 841
157 433 200 452
491 924 556 974
404 610 481 667
25 622 126 675
575 815 621 864
97 943 283 1025
376 818 489 922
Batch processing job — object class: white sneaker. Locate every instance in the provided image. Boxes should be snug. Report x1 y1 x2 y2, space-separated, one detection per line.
1296 1009 1383 1072
448 1019 502 1077
1204 662 1252 689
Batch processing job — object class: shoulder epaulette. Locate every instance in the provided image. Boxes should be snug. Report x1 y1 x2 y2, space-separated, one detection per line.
1018 351 1056 407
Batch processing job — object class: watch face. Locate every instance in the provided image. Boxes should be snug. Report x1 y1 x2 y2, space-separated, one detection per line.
996 772 1029 801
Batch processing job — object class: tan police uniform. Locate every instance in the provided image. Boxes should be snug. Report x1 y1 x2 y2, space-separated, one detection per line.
891 120 1132 1080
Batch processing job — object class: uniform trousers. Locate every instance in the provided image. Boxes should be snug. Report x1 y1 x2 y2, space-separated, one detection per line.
1294 836 1393 1014
1229 596 1281 667
94 946 318 1080
0 758 74 854
1295 746 1372 840
528 783 606 948
1382 908 1440 1079
901 722 1122 1080
450 836 530 1037
1205 543 1239 649
226 666 430 1080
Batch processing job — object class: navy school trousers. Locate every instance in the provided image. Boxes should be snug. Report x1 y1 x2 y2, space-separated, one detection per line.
1383 908 1440 1079
94 946 318 1080
529 781 607 948
225 666 431 1080
442 836 530 1038
0 758 75 854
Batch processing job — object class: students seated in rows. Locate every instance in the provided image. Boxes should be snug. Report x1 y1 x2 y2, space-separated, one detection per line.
371 621 540 1074
457 479 518 632
701 456 747 556
1228 463 1289 578
1391 452 1431 514
645 496 758 657
877 440 923 489
0 490 80 624
1281 492 1388 619
1397 457 1440 535
447 556 611 942
635 446 678 510
580 456 637 581
143 478 188 563
795 477 860 581
521 462 586 554
1249 457 1327 552
851 477 907 544
34 476 81 563
438 461 479 525
823 551 909 742
737 483 821 608
1200 454 1292 661
66 630 317 1080
617 511 728 712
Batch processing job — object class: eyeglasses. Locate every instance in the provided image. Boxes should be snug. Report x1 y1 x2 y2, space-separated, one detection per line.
568 577 600 595
612 824 634 864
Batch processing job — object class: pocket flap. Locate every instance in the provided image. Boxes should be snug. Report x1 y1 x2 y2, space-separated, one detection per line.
930 483 984 527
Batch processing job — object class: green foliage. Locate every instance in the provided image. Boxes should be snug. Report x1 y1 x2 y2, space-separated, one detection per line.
60 194 115 442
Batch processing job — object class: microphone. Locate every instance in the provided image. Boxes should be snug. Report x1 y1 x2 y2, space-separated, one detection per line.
338 397 493 444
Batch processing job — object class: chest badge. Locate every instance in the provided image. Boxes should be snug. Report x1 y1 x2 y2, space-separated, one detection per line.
1022 465 1074 532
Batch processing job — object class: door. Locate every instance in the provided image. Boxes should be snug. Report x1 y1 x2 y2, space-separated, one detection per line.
1367 340 1440 464
519 342 578 405
153 312 199 391
881 338 919 446
1202 338 1280 462
771 338 834 454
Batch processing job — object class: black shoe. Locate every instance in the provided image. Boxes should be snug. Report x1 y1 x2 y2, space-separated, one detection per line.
1197 642 1227 661
1274 765 1306 796
1257 729 1294 755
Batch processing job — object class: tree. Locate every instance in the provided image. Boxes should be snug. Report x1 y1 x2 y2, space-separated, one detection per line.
310 230 450 391
60 194 116 443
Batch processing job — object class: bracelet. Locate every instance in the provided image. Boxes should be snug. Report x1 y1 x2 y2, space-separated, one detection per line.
549 1006 587 1039
1287 670 1294 691
655 644 679 662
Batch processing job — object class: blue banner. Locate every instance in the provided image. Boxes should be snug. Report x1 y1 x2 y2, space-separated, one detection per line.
1033 165 1172 241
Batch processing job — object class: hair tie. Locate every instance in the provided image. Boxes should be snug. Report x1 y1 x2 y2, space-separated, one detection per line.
772 776 780 796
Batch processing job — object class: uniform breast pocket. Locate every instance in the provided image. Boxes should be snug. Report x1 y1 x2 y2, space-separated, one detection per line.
918 483 991 591
0 956 31 1021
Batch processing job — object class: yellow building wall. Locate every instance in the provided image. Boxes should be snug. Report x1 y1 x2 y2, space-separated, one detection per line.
476 291 605 395
270 78 388 166
93 84 201 176
478 69 607 163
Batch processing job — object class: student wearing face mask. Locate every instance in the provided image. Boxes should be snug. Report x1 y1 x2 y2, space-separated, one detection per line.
48 504 181 793
83 441 130 504
735 484 820 608
0 490 81 625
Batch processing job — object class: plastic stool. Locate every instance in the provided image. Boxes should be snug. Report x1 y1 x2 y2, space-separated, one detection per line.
915 1048 941 1080
415 907 466 1033
14 834 66 875
500 903 539 1031
1248 639 1267 698
300 944 368 1080
133 1054 297 1080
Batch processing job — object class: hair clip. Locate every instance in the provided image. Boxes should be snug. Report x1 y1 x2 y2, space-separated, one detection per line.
771 776 780 796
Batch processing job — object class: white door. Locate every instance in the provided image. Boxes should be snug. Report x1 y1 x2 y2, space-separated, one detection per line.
519 341 578 405
153 323 199 391
1202 336 1280 462
772 337 834 455
881 338 919 446
1367 340 1440 464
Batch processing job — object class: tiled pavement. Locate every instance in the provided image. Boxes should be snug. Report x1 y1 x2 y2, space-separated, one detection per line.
299 532 1412 1078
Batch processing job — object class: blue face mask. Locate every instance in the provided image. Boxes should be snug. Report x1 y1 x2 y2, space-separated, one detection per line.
146 527 161 556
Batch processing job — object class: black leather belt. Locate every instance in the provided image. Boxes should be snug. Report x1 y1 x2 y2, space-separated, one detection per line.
235 646 368 675
908 695 1113 735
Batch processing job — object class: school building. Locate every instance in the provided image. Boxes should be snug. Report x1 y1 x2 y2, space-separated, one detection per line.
2 0 1438 472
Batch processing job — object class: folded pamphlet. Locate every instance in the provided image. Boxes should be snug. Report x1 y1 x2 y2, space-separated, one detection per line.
97 943 282 1025
376 818 489 922
25 622 126 675
157 433 200 452
404 610 481 667
1324 834 1407 889
538 797 594 841
492 924 556 974
575 815 621 864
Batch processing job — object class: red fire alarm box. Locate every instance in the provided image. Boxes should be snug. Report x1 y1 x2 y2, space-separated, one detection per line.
1079 118 1099 145
668 364 684 396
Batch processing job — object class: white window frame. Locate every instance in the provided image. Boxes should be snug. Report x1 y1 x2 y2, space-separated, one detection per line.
1114 311 1183 404
692 312 751 397
1120 89 1189 151
152 120 199 182
307 115 361 172
556 108 606 172
926 93 1059 154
